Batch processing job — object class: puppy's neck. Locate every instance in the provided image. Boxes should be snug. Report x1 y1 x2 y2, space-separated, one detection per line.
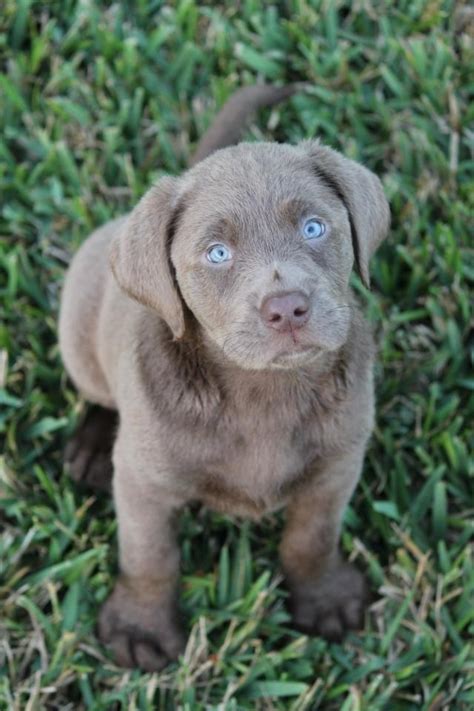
170 318 351 417
138 310 361 425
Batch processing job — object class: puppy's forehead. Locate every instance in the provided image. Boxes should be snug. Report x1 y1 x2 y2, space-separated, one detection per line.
178 142 343 223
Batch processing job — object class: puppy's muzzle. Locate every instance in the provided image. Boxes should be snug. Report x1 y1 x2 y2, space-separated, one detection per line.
260 291 310 333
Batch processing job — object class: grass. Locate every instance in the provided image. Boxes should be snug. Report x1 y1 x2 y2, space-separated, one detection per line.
0 0 473 708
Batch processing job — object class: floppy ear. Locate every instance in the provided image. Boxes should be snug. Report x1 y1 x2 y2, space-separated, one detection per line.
304 141 390 288
109 176 185 339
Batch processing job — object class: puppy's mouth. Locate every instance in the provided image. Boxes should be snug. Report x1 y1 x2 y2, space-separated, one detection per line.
212 305 351 371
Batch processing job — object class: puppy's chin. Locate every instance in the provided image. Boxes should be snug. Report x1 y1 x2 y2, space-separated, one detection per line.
201 318 351 372
268 347 325 370
213 340 336 372
220 345 329 372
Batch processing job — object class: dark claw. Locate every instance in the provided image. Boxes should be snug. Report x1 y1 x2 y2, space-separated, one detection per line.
97 580 186 671
289 563 368 642
65 406 118 492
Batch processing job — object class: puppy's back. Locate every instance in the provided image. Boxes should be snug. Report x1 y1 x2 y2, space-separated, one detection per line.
59 218 127 407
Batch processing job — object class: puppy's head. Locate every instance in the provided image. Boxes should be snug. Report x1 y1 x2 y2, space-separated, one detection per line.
111 142 389 371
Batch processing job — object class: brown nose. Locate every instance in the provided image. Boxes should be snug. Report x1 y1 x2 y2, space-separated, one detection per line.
260 291 310 332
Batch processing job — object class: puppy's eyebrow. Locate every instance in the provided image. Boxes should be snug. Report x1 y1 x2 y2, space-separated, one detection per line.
311 165 362 279
195 218 237 251
278 198 314 224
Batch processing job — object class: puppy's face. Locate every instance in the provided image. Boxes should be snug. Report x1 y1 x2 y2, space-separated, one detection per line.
173 145 355 370
111 142 389 371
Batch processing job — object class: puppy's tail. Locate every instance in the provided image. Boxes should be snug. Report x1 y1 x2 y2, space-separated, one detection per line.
190 84 304 166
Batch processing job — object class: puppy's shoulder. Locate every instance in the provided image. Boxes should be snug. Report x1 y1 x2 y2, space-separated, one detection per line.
133 314 223 424
345 299 377 382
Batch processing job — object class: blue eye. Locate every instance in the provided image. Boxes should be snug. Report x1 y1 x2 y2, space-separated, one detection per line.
206 243 232 264
302 218 326 240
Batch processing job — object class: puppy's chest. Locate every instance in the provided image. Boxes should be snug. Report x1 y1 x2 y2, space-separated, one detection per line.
174 399 332 516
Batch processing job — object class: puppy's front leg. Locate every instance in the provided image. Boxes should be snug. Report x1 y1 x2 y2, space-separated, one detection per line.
98 459 186 671
280 448 368 642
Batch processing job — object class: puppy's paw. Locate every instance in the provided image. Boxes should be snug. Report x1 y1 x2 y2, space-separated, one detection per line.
289 563 368 642
97 579 186 672
65 406 117 492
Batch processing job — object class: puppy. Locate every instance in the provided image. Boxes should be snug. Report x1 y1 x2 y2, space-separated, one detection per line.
59 85 390 671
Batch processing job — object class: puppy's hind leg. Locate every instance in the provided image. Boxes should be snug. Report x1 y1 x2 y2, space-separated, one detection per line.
65 406 118 492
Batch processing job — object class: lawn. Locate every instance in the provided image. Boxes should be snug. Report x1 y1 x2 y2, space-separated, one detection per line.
0 1 473 708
